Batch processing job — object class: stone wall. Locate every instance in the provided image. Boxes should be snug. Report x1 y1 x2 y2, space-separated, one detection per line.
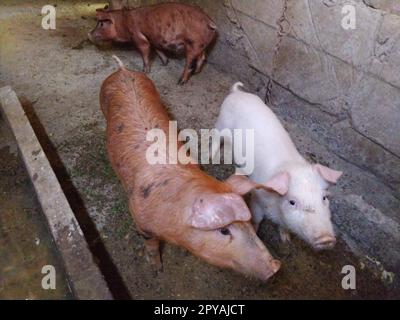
204 0 400 180
136 0 400 287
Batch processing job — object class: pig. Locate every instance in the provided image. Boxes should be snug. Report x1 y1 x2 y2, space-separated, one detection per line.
213 82 343 251
88 3 217 84
99 56 281 281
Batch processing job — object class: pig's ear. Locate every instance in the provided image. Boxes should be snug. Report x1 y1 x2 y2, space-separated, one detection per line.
313 164 342 184
263 172 290 196
188 193 251 230
226 173 289 196
225 174 261 195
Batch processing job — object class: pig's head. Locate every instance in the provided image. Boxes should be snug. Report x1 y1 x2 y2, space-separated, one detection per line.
87 9 121 44
263 163 342 250
185 177 281 281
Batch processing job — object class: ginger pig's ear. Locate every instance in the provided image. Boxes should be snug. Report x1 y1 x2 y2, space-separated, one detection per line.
188 193 251 230
226 173 289 196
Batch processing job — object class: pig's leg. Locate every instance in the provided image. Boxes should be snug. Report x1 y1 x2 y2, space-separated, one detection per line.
194 52 206 74
135 34 152 73
139 44 151 73
155 49 169 66
279 227 291 243
178 58 194 84
144 237 163 273
178 48 198 85
250 196 265 232
278 227 291 256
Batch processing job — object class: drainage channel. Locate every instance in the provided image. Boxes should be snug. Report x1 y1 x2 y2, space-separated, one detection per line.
0 86 115 299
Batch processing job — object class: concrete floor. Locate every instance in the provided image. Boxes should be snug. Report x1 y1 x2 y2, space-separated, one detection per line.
0 0 398 299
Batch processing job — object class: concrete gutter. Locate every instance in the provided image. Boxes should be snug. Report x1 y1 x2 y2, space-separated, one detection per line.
0 86 112 300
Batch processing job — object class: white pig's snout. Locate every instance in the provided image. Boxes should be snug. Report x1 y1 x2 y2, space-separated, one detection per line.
312 235 336 250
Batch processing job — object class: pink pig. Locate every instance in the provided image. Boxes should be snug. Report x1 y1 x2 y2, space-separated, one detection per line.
214 83 343 250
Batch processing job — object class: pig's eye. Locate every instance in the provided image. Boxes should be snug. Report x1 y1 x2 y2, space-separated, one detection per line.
289 200 296 206
98 20 111 27
323 196 328 201
219 227 231 236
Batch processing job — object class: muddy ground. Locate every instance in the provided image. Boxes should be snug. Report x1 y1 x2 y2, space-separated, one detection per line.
0 1 397 299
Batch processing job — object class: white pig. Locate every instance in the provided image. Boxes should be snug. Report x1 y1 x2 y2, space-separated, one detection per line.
213 82 343 250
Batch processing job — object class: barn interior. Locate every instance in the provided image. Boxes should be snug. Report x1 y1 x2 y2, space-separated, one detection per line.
0 0 399 299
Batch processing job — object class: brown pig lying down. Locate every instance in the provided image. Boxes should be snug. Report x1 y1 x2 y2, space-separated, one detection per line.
89 3 217 84
99 56 281 281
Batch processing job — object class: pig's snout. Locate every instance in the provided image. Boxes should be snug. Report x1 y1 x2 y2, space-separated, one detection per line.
87 32 95 43
87 30 102 44
261 258 281 282
312 235 336 250
243 253 281 282
229 225 281 282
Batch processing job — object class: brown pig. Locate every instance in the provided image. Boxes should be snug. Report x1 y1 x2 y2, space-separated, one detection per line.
99 56 281 281
89 3 217 84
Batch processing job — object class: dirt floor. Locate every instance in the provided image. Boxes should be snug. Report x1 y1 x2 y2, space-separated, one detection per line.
0 0 398 299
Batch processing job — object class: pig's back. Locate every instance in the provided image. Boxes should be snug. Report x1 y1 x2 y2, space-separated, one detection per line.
100 67 218 235
100 69 170 184
219 91 304 180
133 3 215 46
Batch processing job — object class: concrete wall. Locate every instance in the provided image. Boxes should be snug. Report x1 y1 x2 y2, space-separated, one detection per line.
136 0 400 286
203 0 400 181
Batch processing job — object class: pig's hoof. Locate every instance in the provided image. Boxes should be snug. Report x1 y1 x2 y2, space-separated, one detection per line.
177 78 187 85
152 263 164 276
162 59 169 66
145 253 163 275
143 66 151 73
279 228 291 243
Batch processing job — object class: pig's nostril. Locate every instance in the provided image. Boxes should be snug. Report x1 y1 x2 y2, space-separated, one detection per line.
271 259 281 273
